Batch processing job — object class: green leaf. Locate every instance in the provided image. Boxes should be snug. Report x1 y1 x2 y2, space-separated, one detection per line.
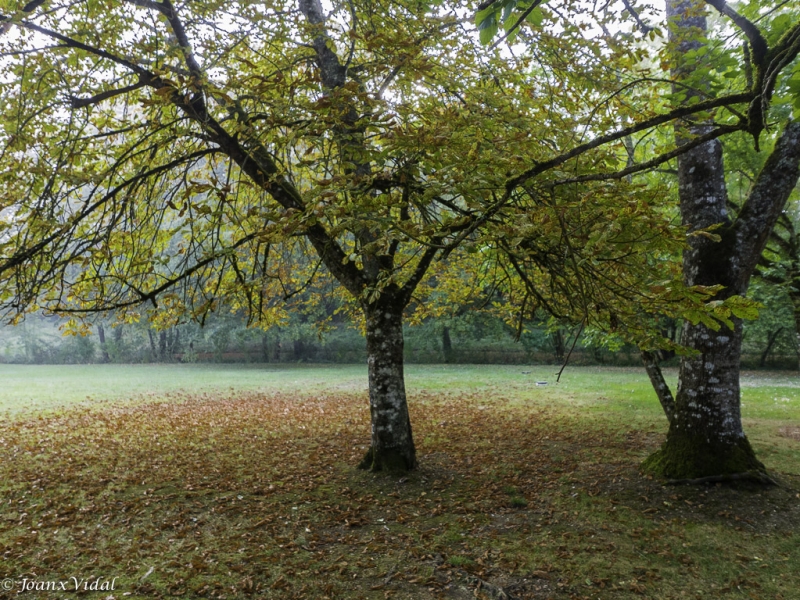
526 7 544 27
478 15 499 45
475 5 498 28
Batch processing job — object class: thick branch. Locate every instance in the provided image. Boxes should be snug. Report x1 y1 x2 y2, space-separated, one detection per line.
704 0 768 64
549 124 742 187
298 0 346 88
505 92 751 192
733 120 800 291
69 79 148 108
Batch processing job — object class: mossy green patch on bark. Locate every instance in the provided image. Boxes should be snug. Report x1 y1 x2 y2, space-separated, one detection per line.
357 446 416 474
642 429 765 480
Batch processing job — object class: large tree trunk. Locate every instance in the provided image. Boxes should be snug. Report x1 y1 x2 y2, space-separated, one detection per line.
644 320 766 477
643 1 800 480
358 300 417 473
645 120 800 479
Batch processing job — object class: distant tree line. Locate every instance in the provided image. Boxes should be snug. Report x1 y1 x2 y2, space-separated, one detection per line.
2 303 797 370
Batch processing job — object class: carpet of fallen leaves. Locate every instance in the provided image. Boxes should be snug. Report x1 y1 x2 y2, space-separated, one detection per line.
1 389 799 600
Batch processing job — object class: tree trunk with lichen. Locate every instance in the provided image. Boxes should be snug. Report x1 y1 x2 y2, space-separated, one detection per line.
643 125 764 477
644 1 800 480
298 0 421 473
643 120 800 477
358 299 417 473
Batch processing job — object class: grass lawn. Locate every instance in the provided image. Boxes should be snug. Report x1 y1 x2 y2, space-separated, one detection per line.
0 363 798 599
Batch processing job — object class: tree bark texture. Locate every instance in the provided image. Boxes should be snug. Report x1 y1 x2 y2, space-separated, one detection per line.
644 120 800 479
358 300 417 473
644 1 800 479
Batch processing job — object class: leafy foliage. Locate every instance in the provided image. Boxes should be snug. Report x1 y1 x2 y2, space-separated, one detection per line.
0 0 790 348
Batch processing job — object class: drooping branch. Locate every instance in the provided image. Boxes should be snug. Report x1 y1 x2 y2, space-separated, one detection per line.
0 149 219 277
57 231 263 313
5 18 152 77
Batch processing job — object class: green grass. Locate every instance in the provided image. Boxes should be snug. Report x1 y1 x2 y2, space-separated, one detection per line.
2 362 798 414
0 363 798 599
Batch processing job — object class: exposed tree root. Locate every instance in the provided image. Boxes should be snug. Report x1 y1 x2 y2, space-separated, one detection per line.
665 471 779 487
451 568 520 600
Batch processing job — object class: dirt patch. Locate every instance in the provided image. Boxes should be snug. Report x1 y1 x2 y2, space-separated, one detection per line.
778 426 800 441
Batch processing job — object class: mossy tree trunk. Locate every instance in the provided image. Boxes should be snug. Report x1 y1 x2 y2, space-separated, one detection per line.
644 1 800 480
359 297 417 473
644 319 767 478
644 119 800 478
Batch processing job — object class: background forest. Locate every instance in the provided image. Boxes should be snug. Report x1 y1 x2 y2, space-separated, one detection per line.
2 280 797 368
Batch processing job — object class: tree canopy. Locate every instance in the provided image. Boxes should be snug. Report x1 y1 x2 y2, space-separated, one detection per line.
1 0 799 473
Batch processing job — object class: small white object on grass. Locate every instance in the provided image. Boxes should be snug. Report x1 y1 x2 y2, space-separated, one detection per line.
536 381 548 386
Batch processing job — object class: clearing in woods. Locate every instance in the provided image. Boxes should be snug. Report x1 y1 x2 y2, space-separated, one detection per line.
0 363 798 599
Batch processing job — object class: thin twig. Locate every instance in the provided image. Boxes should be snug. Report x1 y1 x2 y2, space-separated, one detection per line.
556 321 584 382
